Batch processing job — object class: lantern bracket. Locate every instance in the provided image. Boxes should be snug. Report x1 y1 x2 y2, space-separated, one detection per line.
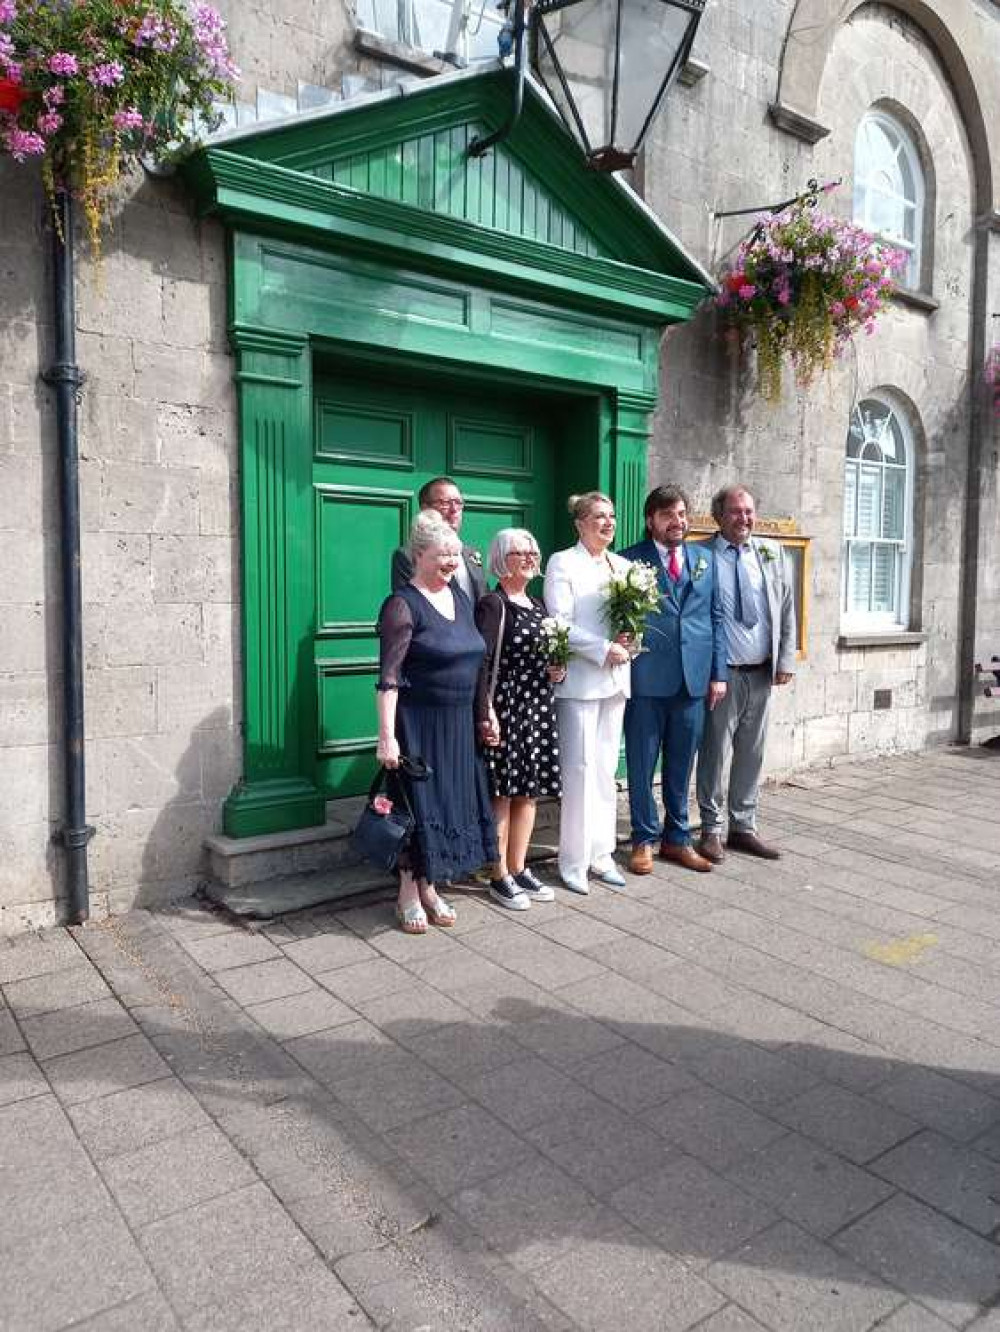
468 0 530 158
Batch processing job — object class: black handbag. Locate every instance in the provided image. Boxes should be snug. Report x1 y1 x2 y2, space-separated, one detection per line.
350 757 431 872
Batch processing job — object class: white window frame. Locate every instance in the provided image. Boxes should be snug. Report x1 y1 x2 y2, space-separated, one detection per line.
841 396 915 633
355 0 503 65
853 109 925 290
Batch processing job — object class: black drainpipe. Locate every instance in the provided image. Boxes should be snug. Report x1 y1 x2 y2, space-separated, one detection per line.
43 189 92 925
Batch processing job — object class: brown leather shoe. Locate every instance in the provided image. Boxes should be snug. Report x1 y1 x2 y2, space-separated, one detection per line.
629 844 655 875
697 833 725 865
726 829 782 860
658 843 713 873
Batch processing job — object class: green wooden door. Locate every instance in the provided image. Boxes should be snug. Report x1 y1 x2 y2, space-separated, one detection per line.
312 368 558 798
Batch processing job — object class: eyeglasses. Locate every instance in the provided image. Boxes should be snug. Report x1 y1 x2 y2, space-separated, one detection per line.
432 498 465 511
509 550 540 561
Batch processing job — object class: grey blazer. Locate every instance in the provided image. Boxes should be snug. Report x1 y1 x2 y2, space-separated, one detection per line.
390 543 487 599
707 532 797 680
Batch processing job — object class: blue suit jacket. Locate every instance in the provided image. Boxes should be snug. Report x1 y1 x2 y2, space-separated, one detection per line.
620 539 729 699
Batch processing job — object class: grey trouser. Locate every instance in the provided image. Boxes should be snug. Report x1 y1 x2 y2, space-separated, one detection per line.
696 665 772 835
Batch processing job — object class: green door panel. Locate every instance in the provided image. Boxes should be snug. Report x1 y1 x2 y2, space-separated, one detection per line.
313 366 563 798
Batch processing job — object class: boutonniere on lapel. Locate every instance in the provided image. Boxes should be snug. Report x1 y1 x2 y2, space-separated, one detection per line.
758 543 778 564
468 549 483 567
691 555 709 582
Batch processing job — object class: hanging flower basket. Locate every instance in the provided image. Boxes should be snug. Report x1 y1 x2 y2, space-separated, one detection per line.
0 0 238 254
716 196 907 402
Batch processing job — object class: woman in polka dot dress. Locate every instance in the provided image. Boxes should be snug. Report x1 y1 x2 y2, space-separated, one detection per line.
475 528 564 911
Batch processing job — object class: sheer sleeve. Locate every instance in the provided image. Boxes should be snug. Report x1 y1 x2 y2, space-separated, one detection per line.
377 594 414 691
474 592 505 722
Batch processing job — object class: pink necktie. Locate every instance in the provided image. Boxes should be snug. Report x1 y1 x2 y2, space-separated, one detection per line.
667 547 682 582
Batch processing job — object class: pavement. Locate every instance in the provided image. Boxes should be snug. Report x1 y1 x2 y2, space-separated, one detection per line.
4 747 1000 1331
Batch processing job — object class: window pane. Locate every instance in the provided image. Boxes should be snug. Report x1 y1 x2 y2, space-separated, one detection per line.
857 465 881 539
848 543 872 614
882 466 905 540
872 544 897 615
844 463 857 537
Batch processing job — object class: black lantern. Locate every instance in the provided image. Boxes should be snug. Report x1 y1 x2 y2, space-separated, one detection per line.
470 0 705 170
533 0 705 170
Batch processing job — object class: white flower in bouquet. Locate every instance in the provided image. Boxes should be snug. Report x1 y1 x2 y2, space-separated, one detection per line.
538 615 572 667
604 561 663 649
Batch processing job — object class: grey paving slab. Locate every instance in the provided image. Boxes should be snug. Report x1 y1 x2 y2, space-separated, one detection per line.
527 1226 726 1332
869 1129 1000 1236
567 1041 700 1113
725 1131 895 1239
640 1083 790 1171
449 1158 625 1273
138 1182 317 1317
178 929 283 973
833 1193 1000 1327
20 995 139 1060
98 1122 259 1228
284 1015 405 1087
504 1004 628 1069
406 1017 525 1087
349 978 472 1040
67 1075 212 1159
313 954 415 1004
870 1304 961 1332
244 986 357 1041
332 1055 469 1133
2 961 111 1016
0 1094 117 1249
0 1004 25 1054
462 1054 586 1135
0 1210 157 1332
773 1082 919 1164
182 1260 370 1331
43 1030 172 1104
707 1219 904 1332
0 929 81 985
683 1036 824 1110
540 1107 675 1198
868 1065 1000 1142
212 957 317 1007
71 1291 180 1330
0 1049 49 1106
695 1307 770 1332
281 928 383 975
387 1101 541 1196
609 1152 778 1268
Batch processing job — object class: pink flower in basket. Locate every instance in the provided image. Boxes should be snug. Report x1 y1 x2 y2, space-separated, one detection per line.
371 795 394 816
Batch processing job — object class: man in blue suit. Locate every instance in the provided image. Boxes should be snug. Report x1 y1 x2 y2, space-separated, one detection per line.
622 485 728 875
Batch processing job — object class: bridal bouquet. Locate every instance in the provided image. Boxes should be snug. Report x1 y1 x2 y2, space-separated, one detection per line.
604 561 661 650
538 615 571 668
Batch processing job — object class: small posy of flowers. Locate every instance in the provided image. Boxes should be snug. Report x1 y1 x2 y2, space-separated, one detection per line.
603 561 662 650
0 0 238 253
716 192 907 402
538 615 571 668
691 555 709 582
371 795 394 816
759 544 778 564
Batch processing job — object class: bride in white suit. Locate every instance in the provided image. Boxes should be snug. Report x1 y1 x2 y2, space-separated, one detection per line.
543 492 633 895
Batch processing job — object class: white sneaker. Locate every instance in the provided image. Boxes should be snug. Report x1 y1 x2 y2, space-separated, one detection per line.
489 876 531 911
512 868 556 902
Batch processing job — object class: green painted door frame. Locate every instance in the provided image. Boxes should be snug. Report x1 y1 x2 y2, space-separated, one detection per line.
182 68 711 839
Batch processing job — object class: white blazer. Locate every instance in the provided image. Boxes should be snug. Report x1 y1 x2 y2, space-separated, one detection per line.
543 542 633 701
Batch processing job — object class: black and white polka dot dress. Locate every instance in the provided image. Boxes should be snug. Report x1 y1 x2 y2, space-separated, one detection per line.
485 597 561 800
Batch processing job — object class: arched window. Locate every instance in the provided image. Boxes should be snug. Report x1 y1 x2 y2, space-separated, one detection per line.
842 397 914 628
853 111 924 289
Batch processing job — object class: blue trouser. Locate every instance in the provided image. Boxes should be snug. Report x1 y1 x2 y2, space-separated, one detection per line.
624 690 705 847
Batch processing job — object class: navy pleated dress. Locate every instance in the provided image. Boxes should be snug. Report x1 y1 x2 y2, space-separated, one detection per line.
377 583 498 883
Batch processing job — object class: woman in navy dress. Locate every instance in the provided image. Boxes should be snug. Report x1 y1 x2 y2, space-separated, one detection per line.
376 512 498 933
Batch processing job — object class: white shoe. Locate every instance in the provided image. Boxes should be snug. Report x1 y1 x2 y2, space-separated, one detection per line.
560 870 590 895
513 868 556 903
589 859 626 890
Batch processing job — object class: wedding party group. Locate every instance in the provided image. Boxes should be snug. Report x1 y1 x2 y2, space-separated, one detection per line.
369 475 797 935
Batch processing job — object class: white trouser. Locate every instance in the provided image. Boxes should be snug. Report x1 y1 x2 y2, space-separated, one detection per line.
556 694 627 879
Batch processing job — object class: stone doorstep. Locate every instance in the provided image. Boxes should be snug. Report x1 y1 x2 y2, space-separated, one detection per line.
202 797 565 919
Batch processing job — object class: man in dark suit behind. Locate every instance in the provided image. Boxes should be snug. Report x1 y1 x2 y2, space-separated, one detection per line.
621 485 728 876
390 476 487 600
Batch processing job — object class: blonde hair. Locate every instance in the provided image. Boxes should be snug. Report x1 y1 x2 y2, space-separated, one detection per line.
407 511 459 561
488 527 541 581
567 491 613 522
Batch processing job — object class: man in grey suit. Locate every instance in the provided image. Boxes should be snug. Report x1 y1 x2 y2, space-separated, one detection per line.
696 484 796 862
390 476 487 600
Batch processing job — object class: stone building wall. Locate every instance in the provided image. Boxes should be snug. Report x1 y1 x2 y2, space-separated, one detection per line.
0 0 997 928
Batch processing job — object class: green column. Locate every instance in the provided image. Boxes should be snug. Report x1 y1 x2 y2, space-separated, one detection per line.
223 327 326 837
611 390 657 547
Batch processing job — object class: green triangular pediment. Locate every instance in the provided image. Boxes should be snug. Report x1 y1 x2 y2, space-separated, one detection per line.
194 68 708 281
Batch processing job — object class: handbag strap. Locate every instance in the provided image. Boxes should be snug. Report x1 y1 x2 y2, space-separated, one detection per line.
367 763 415 821
485 595 506 710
